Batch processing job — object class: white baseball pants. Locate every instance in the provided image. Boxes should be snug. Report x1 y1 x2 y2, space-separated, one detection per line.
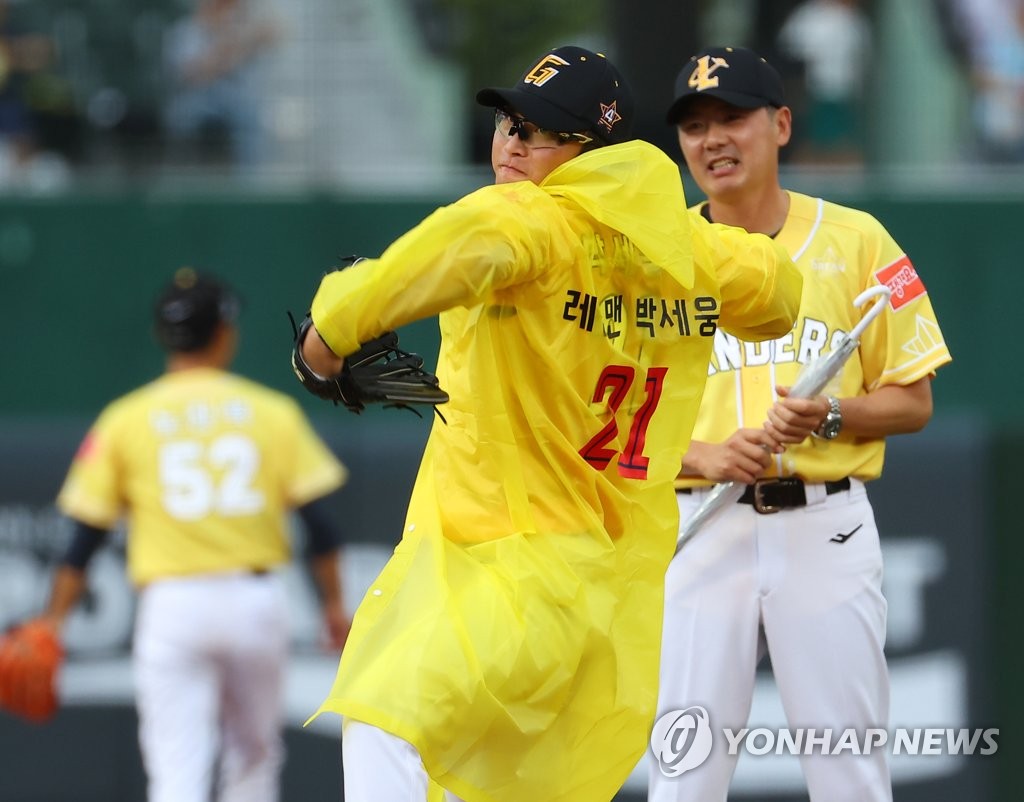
134 572 289 802
649 479 892 802
342 718 465 802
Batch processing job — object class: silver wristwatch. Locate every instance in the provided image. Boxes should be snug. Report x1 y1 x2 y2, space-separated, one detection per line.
813 395 843 440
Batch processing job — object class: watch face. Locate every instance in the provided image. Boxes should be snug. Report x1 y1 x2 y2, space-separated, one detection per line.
823 416 842 439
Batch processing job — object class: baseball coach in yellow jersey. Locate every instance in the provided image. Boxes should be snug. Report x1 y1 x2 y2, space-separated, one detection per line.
35 268 350 802
650 47 953 802
296 46 803 802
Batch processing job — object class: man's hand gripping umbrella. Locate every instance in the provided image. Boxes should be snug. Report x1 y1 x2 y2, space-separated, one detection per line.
674 284 892 556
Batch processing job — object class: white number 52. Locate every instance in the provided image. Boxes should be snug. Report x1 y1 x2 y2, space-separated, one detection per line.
159 434 265 520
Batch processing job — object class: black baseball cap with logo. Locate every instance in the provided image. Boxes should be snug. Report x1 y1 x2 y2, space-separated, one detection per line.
665 46 785 124
153 267 240 353
476 45 634 145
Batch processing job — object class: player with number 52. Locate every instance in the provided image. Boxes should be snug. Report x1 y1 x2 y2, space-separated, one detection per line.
17 268 351 802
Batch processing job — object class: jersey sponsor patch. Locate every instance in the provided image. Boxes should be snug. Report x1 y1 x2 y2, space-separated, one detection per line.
876 256 926 310
74 431 98 462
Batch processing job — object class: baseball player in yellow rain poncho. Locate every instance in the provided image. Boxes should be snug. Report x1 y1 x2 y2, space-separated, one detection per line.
297 46 803 802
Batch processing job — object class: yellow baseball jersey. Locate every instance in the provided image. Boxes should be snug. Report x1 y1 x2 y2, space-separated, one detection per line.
57 368 347 585
677 191 952 489
309 142 802 801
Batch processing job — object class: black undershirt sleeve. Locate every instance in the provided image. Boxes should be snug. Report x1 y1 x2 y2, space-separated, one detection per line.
298 495 345 556
62 520 110 570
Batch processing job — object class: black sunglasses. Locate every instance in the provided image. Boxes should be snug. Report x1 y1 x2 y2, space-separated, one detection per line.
494 109 594 147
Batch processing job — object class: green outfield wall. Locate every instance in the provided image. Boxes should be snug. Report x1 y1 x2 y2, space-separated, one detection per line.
0 193 453 419
0 187 1018 423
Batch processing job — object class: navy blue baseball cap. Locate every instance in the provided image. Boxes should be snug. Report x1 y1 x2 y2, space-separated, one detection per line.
476 45 634 145
154 267 240 352
665 46 785 124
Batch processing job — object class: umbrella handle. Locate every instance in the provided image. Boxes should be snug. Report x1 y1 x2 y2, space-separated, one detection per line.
847 285 891 341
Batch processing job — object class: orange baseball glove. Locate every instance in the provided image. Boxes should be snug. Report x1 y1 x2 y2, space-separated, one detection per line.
0 619 64 723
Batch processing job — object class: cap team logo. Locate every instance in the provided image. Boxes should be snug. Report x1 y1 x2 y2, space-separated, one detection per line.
875 255 926 310
688 54 730 92
650 706 714 777
599 101 623 132
524 54 570 87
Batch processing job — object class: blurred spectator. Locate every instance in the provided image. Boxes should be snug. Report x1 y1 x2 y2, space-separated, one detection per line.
0 0 71 191
950 0 1024 162
776 0 873 166
162 0 283 170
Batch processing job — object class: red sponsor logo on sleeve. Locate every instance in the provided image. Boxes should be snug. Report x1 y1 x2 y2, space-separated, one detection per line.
875 255 926 310
74 431 98 461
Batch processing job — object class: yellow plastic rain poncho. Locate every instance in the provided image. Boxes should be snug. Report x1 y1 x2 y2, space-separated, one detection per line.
309 140 801 801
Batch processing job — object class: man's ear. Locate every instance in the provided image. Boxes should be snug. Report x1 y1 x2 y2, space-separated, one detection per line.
775 105 793 148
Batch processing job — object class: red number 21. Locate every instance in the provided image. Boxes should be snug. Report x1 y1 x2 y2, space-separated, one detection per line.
579 365 667 480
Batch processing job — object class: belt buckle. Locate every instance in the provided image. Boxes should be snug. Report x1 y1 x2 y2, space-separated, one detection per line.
752 479 781 515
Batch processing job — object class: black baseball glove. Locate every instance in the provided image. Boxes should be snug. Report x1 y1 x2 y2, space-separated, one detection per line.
290 315 449 415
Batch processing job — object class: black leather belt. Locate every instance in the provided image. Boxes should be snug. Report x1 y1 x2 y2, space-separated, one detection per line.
678 477 851 514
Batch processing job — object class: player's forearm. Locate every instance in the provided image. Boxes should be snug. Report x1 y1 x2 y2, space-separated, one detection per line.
310 551 350 650
310 551 344 609
311 553 352 651
44 565 88 628
836 378 933 438
679 441 714 478
300 323 344 376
